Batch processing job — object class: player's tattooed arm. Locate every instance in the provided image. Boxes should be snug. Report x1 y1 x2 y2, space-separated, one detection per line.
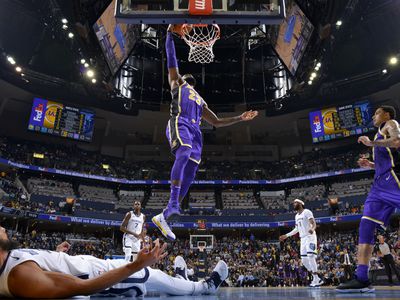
361 120 400 148
380 120 400 148
202 106 258 128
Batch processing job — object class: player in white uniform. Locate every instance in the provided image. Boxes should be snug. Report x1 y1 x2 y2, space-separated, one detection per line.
279 199 323 287
120 201 145 261
0 227 228 298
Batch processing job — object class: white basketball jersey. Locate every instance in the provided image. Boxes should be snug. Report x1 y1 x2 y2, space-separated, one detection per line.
295 209 316 239
0 249 148 297
126 212 145 238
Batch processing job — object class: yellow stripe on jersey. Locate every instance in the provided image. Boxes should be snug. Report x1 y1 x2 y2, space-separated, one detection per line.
189 157 201 165
391 170 400 189
372 133 378 161
362 216 385 226
175 84 192 148
167 120 172 144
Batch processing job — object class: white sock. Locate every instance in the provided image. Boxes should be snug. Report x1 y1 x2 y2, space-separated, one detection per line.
146 269 207 295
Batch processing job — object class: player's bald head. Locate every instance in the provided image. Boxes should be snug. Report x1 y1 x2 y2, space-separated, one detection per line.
182 74 196 87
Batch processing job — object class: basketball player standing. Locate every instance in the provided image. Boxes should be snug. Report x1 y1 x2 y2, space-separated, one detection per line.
337 106 400 293
279 199 323 287
120 201 145 261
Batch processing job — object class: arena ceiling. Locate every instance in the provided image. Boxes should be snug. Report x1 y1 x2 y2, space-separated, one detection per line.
0 0 400 116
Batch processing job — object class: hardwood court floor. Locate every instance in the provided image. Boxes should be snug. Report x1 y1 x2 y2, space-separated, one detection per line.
90 286 400 300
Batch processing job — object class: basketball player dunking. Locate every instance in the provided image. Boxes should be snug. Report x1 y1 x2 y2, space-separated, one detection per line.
0 226 228 298
120 200 145 262
279 199 323 287
152 25 258 241
337 106 400 293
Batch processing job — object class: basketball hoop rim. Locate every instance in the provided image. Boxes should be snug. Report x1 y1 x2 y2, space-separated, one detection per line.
181 24 220 47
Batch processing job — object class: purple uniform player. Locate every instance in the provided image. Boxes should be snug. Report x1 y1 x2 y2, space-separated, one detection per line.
337 106 400 293
152 24 259 241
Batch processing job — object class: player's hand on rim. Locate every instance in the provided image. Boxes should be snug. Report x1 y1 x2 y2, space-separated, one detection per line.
134 239 168 269
240 110 259 121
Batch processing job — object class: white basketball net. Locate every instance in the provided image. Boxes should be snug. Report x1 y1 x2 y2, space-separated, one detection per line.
181 24 220 64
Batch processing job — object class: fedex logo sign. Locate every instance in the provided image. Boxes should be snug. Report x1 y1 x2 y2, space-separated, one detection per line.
313 115 322 133
309 111 324 139
33 103 44 122
29 98 48 127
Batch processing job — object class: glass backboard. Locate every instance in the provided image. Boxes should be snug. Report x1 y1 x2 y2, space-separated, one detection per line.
116 0 286 25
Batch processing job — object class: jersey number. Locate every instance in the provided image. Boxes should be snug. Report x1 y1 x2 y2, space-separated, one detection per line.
188 89 202 106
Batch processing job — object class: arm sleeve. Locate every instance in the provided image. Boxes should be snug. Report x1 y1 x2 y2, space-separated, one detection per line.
286 227 299 237
166 32 178 69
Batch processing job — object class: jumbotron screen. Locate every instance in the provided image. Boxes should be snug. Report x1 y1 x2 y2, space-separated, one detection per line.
28 98 95 142
93 0 139 75
272 0 314 75
309 101 375 143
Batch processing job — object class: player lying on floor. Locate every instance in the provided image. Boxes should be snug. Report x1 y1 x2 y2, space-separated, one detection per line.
0 226 228 298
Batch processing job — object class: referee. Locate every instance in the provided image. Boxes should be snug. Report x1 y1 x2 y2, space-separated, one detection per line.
377 235 400 285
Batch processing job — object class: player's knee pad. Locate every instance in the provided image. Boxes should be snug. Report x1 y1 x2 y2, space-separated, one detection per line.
358 218 377 245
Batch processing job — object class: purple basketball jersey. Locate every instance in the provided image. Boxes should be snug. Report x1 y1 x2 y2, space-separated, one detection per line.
166 82 206 163
362 122 400 227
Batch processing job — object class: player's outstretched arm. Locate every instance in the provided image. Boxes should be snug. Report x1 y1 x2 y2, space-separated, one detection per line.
279 227 298 241
357 154 375 169
8 240 167 298
56 241 71 252
166 25 184 90
358 120 400 148
202 106 258 128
